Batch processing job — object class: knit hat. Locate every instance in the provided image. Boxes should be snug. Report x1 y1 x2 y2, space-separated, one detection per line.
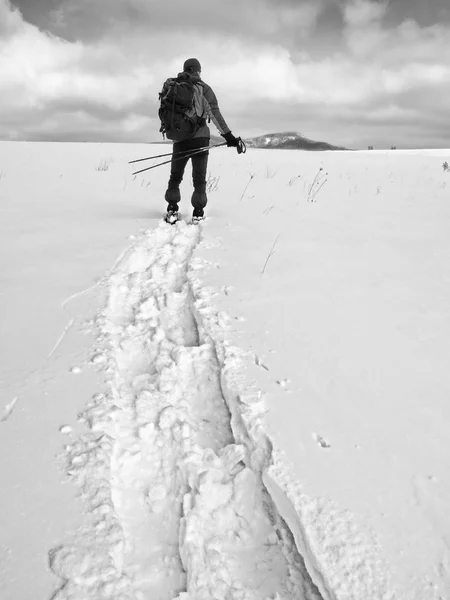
183 58 201 73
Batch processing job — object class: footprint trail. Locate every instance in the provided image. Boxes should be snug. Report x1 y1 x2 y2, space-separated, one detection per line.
51 221 322 600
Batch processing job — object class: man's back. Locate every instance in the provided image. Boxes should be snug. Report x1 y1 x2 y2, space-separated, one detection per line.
188 74 230 140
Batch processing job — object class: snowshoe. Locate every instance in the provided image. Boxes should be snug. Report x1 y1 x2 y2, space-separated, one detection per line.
191 208 205 225
164 210 180 224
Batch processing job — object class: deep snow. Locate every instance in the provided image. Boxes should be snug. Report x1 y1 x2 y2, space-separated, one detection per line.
0 141 449 600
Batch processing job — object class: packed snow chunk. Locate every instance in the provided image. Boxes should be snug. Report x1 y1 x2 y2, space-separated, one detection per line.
91 352 107 365
181 422 191 439
138 422 156 440
70 366 82 374
49 543 117 582
59 425 72 434
136 296 159 321
158 405 183 431
218 443 246 473
146 484 168 503
199 478 234 512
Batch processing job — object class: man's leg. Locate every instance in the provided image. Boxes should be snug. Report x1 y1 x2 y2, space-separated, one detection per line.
191 139 209 215
165 143 190 209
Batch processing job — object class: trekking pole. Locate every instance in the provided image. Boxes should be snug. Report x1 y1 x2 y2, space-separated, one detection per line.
131 142 227 176
132 146 212 176
129 145 212 165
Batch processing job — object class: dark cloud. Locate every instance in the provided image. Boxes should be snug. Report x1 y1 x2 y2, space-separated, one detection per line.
28 0 325 47
388 0 450 27
12 0 450 45
11 0 59 31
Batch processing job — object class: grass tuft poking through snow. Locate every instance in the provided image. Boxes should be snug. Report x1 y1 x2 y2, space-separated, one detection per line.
261 234 281 275
305 168 328 203
239 172 255 201
96 158 113 172
206 172 220 193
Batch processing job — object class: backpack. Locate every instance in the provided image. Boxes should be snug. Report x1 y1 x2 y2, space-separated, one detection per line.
158 73 205 142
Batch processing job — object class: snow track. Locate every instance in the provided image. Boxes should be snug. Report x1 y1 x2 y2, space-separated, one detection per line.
51 222 322 600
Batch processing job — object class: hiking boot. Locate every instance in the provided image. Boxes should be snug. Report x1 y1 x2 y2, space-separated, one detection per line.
192 207 205 224
164 209 179 224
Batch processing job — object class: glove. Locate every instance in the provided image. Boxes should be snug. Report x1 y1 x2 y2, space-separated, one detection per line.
223 131 239 147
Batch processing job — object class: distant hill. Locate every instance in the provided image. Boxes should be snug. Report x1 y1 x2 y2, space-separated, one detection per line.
243 132 347 151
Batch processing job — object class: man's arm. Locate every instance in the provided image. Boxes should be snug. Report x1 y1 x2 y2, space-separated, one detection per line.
202 83 230 135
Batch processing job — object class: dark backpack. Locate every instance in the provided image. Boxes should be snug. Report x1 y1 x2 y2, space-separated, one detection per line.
158 74 204 142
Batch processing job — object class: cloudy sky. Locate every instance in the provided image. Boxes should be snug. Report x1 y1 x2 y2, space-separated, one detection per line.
1 0 449 148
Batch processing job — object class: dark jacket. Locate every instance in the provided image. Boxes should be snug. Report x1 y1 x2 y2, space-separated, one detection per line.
178 72 230 139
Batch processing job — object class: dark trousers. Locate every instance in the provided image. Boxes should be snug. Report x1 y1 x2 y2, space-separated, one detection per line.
166 137 209 209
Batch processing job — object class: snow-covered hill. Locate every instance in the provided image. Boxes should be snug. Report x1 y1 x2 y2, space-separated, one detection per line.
244 131 348 151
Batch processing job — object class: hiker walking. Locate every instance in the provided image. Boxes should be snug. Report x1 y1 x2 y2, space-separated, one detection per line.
159 58 242 223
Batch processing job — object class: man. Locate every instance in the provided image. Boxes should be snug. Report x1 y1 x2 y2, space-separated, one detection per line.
164 58 240 223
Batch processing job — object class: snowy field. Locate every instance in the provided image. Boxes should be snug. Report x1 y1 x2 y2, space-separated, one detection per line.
0 141 449 600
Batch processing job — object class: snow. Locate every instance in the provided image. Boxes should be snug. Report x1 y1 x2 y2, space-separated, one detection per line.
0 141 449 600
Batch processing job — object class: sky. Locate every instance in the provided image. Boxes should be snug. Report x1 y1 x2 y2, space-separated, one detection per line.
0 0 449 148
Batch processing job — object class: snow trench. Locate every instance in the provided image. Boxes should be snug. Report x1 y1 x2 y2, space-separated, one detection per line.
50 221 324 600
